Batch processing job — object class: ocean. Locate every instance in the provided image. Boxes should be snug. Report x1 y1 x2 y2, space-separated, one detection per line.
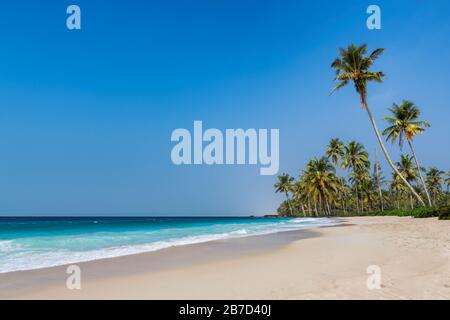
0 216 340 273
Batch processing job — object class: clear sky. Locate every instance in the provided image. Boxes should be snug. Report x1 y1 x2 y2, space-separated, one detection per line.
0 0 449 216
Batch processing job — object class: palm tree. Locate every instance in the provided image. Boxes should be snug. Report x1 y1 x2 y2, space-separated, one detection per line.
302 157 338 216
390 174 407 209
341 141 370 212
292 181 307 216
359 172 377 211
331 44 425 206
336 177 351 213
426 167 444 206
275 174 295 215
383 101 432 206
326 138 345 166
396 155 418 209
445 172 450 205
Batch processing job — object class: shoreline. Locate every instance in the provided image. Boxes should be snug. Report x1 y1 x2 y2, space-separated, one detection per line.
1 216 449 299
0 217 340 274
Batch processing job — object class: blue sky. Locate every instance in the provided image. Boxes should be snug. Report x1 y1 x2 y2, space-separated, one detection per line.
0 0 449 215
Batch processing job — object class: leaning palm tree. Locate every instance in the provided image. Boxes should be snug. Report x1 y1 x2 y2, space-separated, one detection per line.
274 174 295 215
425 167 444 206
396 155 418 209
326 138 345 166
331 44 425 206
383 101 432 206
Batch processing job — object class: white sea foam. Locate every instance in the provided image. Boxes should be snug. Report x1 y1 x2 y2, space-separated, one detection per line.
0 218 340 273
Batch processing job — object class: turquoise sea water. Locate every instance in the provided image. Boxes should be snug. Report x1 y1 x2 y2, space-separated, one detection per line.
0 217 339 273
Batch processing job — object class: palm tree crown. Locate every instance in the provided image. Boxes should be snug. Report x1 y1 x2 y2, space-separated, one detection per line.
331 44 385 106
396 155 417 184
383 101 430 150
326 138 345 166
341 141 370 171
275 174 295 215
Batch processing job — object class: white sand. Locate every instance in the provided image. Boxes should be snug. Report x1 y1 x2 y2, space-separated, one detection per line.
1 217 449 300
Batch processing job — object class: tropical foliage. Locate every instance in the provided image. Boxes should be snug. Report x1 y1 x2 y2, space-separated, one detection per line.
274 44 448 217
331 44 425 206
275 140 449 216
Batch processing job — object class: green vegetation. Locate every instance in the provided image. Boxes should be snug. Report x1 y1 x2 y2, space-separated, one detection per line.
335 206 450 219
274 44 449 218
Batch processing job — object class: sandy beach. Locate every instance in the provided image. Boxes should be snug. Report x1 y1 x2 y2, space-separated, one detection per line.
1 216 449 300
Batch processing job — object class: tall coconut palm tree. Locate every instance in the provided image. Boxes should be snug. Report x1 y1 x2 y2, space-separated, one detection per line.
396 155 418 209
341 141 370 212
331 44 425 206
275 174 295 215
302 157 338 216
383 101 432 206
425 167 444 206
326 138 345 166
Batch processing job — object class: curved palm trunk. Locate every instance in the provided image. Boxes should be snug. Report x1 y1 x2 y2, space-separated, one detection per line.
407 140 433 207
363 103 426 206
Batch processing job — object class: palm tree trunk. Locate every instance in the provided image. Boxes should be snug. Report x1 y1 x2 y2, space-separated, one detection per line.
324 196 332 216
300 202 306 216
355 184 360 213
318 193 323 215
410 193 414 209
375 149 384 211
340 192 346 213
363 103 426 206
285 192 293 216
407 140 433 207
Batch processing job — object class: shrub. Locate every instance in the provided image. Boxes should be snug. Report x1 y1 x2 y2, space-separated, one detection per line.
438 206 450 220
335 207 442 218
